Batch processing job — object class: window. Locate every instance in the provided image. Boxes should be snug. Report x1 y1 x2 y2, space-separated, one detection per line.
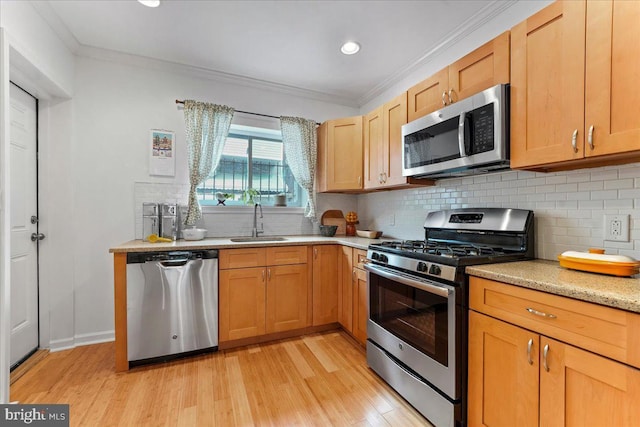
197 125 305 207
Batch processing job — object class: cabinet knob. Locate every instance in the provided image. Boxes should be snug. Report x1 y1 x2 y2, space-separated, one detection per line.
571 129 578 153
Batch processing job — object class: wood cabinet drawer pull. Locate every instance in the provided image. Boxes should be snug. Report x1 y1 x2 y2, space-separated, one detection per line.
448 89 454 104
588 125 594 150
527 307 558 319
267 269 271 280
543 344 550 372
526 307 556 319
262 270 265 282
527 338 534 365
571 129 578 153
442 91 447 106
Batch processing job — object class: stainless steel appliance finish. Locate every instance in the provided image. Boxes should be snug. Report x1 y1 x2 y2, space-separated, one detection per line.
126 250 218 363
366 208 534 427
402 84 509 179
142 202 159 241
160 203 180 241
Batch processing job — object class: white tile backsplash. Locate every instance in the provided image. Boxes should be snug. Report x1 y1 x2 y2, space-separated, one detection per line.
357 162 640 261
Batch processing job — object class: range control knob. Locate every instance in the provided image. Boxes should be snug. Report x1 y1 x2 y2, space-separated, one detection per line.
371 252 380 261
429 264 442 276
417 262 428 272
379 254 388 264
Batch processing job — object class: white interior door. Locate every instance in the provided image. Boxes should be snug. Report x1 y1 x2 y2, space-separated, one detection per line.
9 83 39 367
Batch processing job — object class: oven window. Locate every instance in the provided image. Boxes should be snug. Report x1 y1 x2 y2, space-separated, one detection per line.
369 272 449 366
404 116 460 169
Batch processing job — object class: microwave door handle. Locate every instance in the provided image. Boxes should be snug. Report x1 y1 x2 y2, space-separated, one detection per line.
458 111 467 157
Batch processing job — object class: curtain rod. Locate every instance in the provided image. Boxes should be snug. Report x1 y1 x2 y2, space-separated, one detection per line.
175 99 320 125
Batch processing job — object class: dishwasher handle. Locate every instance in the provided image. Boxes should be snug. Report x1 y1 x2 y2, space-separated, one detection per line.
160 258 190 267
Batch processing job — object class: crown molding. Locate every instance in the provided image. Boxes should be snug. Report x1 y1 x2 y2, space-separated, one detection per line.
357 0 516 106
28 1 81 54
76 45 360 108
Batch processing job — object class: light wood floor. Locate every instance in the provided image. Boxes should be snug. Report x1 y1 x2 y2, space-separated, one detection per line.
11 331 431 426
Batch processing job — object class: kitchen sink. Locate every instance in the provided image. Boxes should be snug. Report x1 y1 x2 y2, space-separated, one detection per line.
229 236 287 242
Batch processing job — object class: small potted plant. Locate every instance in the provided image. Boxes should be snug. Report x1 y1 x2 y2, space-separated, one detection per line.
215 192 234 206
241 188 260 205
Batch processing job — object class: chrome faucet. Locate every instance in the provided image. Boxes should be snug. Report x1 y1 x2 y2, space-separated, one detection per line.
252 203 264 237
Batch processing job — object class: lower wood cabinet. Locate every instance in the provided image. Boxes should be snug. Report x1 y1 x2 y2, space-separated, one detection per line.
468 276 640 427
339 247 368 345
219 247 309 343
312 245 340 325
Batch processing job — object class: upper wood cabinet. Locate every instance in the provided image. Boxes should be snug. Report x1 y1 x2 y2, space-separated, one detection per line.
364 93 434 190
408 31 510 122
511 0 640 170
317 116 363 192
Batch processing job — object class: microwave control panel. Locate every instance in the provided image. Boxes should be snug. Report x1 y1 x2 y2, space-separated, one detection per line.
468 103 494 154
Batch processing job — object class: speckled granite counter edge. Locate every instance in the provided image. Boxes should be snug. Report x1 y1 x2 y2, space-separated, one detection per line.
110 235 381 253
467 259 640 314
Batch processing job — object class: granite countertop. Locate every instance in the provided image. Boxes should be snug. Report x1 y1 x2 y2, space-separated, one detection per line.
109 235 381 253
467 260 640 313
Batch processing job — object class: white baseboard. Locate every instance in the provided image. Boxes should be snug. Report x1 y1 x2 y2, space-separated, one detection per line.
49 330 114 352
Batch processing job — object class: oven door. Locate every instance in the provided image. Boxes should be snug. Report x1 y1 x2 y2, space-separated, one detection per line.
365 263 458 400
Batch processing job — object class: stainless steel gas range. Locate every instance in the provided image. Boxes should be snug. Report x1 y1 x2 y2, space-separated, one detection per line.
364 208 534 427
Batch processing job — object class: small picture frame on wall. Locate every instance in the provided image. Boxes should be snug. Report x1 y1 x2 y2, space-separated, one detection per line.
149 129 175 176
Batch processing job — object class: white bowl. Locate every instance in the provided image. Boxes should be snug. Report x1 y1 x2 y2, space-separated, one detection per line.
182 228 207 241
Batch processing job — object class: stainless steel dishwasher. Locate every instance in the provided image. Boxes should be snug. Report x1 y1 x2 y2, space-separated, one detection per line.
126 250 218 364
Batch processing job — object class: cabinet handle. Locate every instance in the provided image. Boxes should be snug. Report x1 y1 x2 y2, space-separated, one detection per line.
543 344 550 372
262 270 265 282
267 269 271 281
358 176 362 186
588 125 594 150
353 269 356 281
442 91 447 106
379 173 383 184
527 338 534 365
571 129 578 153
526 307 557 319
448 89 454 104
314 248 318 259
382 172 387 183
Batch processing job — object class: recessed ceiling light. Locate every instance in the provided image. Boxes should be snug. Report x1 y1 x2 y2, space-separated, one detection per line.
138 0 160 7
341 41 361 55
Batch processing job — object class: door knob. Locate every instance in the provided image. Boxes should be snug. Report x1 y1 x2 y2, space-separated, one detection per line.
31 233 46 242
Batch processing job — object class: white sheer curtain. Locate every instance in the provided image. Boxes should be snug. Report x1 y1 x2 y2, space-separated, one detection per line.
183 100 234 225
279 116 317 220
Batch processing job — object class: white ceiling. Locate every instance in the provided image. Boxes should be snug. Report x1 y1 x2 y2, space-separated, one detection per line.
36 0 512 107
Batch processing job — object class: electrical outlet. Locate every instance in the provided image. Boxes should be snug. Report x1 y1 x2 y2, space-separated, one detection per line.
604 214 630 242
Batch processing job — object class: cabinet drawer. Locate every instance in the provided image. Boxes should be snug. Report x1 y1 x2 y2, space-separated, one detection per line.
470 276 640 369
219 248 267 269
354 249 368 270
266 246 307 265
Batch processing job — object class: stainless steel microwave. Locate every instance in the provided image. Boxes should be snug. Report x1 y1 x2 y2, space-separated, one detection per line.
402 84 509 178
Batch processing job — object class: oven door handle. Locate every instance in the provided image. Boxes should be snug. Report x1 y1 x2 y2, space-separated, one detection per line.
364 263 451 298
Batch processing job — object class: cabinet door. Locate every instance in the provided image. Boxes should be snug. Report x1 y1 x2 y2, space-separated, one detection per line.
382 92 408 187
448 31 510 103
219 267 266 342
325 116 363 191
540 337 640 427
265 264 309 334
338 246 354 332
312 245 340 325
585 0 640 157
407 67 449 122
363 106 384 190
510 1 586 168
352 267 368 345
468 311 539 427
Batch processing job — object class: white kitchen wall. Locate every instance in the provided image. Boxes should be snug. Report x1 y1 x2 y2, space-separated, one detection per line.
70 54 359 344
357 163 640 261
